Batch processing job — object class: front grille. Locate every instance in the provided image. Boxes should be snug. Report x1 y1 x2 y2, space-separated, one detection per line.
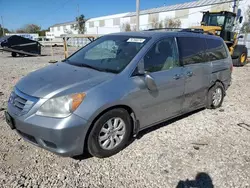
13 95 27 111
9 88 38 116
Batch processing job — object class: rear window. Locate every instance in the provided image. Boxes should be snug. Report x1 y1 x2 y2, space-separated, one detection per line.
206 38 228 61
177 37 206 65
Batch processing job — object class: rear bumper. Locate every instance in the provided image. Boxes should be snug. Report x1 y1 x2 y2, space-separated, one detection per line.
7 108 90 157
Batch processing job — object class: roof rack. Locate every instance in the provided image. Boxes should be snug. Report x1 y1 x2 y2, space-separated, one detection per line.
180 28 216 36
179 28 204 34
144 27 216 35
144 27 183 32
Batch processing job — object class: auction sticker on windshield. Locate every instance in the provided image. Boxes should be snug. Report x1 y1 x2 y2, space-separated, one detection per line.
127 38 145 43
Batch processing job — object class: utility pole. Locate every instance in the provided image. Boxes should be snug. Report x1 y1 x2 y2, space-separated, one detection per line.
233 0 239 14
77 4 79 16
77 4 80 34
233 0 240 28
136 0 140 31
1 16 5 36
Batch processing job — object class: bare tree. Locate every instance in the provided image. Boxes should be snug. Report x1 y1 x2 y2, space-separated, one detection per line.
150 18 164 29
158 21 164 29
123 23 131 31
164 18 182 28
16 24 41 33
151 17 159 29
25 24 41 33
16 29 26 33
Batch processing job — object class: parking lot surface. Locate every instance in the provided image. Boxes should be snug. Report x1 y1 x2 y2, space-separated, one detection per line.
0 48 249 188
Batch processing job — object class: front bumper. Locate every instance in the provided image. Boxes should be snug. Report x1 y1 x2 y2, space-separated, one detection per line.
6 108 90 157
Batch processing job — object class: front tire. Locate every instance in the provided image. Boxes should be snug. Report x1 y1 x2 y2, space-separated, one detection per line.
207 82 225 109
87 108 132 158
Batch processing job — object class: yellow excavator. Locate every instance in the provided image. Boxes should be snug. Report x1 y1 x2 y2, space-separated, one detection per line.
192 11 248 66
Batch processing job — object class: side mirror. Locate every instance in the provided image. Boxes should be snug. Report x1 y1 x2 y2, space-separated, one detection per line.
238 35 244 39
239 16 243 24
144 72 157 91
136 59 157 91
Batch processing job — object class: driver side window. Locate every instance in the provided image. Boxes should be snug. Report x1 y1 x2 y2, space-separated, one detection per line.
144 37 179 73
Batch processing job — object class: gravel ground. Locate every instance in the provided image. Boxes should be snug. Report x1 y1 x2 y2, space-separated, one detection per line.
0 47 249 188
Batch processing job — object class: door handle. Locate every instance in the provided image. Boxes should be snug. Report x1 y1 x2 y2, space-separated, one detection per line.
186 71 193 77
173 74 181 80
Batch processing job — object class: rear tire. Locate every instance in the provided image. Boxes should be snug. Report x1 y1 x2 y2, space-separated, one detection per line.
11 52 17 57
232 45 248 67
87 108 132 158
207 82 225 109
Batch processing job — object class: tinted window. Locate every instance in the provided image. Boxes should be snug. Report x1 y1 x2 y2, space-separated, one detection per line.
206 38 228 61
177 37 206 65
144 37 179 72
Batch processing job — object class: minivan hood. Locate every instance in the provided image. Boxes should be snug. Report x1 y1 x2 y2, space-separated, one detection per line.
16 63 114 98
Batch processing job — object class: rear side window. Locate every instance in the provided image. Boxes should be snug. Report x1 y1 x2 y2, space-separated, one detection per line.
177 37 207 65
206 38 228 61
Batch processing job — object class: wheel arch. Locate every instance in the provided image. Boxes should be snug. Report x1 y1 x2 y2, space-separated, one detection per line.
206 80 225 109
209 80 225 90
83 104 139 153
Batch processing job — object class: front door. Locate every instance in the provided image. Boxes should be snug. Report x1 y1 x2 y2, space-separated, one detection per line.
131 37 185 128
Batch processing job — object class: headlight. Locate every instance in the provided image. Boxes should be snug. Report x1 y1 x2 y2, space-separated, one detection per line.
36 93 86 118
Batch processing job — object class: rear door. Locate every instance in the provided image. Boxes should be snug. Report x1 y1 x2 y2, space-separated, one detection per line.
177 36 211 111
205 38 232 88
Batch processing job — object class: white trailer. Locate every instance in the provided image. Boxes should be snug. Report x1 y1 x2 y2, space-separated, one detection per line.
36 37 64 47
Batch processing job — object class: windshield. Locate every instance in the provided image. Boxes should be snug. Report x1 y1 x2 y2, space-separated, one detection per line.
66 35 149 73
203 14 225 26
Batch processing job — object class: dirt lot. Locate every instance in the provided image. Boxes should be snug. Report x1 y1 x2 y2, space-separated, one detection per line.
0 47 249 188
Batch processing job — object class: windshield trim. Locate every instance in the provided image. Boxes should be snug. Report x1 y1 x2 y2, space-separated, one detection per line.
65 35 151 74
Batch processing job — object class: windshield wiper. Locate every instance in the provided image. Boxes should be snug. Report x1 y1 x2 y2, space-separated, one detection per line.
67 61 119 74
79 63 119 74
79 63 104 72
101 68 119 74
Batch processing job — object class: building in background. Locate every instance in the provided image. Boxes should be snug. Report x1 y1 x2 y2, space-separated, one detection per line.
120 0 249 31
48 0 250 46
48 21 78 38
85 13 128 34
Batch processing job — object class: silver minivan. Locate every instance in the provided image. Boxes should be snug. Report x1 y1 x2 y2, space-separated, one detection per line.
5 31 232 158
